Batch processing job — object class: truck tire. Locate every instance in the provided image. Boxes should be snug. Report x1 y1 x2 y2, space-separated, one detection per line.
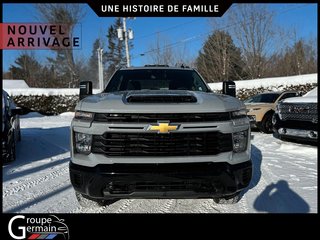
213 193 241 204
260 112 273 133
75 192 117 208
8 133 16 162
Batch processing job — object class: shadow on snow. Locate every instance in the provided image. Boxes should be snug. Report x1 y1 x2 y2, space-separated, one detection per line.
240 144 262 198
3 126 70 176
254 180 310 213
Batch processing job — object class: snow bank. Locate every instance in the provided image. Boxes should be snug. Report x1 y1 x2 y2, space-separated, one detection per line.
13 95 79 115
4 74 317 114
208 73 317 91
59 112 75 117
5 74 317 97
5 88 101 96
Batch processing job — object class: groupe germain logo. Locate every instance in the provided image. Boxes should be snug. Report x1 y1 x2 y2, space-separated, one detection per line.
8 215 69 240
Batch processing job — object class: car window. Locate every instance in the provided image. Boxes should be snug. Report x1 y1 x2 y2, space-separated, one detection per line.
105 69 210 93
244 93 281 103
278 92 297 101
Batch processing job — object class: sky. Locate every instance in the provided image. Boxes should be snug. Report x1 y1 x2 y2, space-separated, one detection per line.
2 3 318 72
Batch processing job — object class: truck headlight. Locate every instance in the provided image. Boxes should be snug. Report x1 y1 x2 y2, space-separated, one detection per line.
75 132 92 154
75 111 94 121
231 109 247 118
231 109 248 126
233 130 248 153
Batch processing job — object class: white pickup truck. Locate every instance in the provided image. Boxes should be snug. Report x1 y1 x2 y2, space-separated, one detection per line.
69 65 252 207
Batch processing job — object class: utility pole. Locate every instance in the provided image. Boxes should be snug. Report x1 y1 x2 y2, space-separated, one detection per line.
97 47 104 91
123 18 130 67
117 17 134 67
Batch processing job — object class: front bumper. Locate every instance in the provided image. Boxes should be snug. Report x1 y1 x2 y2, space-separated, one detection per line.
247 115 257 128
272 113 318 142
69 160 252 200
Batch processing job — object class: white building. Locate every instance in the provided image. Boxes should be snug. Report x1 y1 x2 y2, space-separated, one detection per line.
3 79 29 90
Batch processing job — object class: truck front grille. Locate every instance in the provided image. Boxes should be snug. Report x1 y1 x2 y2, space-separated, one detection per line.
92 132 233 156
94 112 231 123
278 103 317 123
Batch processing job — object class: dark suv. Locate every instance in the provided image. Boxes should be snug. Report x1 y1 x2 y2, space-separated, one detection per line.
2 90 23 162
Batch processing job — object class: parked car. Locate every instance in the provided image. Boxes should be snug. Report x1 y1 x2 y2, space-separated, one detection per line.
2 90 23 162
244 91 298 133
273 87 317 143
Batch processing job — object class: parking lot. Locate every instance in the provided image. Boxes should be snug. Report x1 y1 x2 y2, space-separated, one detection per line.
2 112 317 213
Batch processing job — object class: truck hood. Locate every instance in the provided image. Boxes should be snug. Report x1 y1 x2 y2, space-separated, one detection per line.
283 87 317 103
76 90 245 113
283 96 317 103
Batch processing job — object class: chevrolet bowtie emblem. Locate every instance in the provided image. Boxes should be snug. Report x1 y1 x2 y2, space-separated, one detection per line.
147 122 180 134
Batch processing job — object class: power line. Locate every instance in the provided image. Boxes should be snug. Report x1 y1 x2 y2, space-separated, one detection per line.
134 18 203 40
133 4 237 41
132 4 310 60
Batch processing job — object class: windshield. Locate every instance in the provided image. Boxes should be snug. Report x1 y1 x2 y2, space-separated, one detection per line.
244 93 280 103
104 69 210 93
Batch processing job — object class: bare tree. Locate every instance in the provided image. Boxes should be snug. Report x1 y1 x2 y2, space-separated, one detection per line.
8 51 42 87
35 4 85 87
146 33 175 66
305 37 317 73
146 33 195 67
174 43 196 68
228 4 275 79
261 37 317 78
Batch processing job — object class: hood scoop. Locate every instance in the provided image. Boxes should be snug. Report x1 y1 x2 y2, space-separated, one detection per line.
125 91 197 103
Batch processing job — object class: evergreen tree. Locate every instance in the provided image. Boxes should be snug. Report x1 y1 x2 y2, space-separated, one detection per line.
104 18 133 79
195 30 245 83
35 4 85 87
9 53 42 87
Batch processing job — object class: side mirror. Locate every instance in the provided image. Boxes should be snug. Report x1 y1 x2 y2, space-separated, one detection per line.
79 81 93 100
11 107 30 115
222 81 236 97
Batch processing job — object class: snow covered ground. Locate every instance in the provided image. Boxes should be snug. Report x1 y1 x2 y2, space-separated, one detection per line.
2 113 317 213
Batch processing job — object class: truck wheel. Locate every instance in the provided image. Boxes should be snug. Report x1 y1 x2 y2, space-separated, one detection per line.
213 193 241 204
273 131 283 141
260 113 273 133
75 192 117 208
